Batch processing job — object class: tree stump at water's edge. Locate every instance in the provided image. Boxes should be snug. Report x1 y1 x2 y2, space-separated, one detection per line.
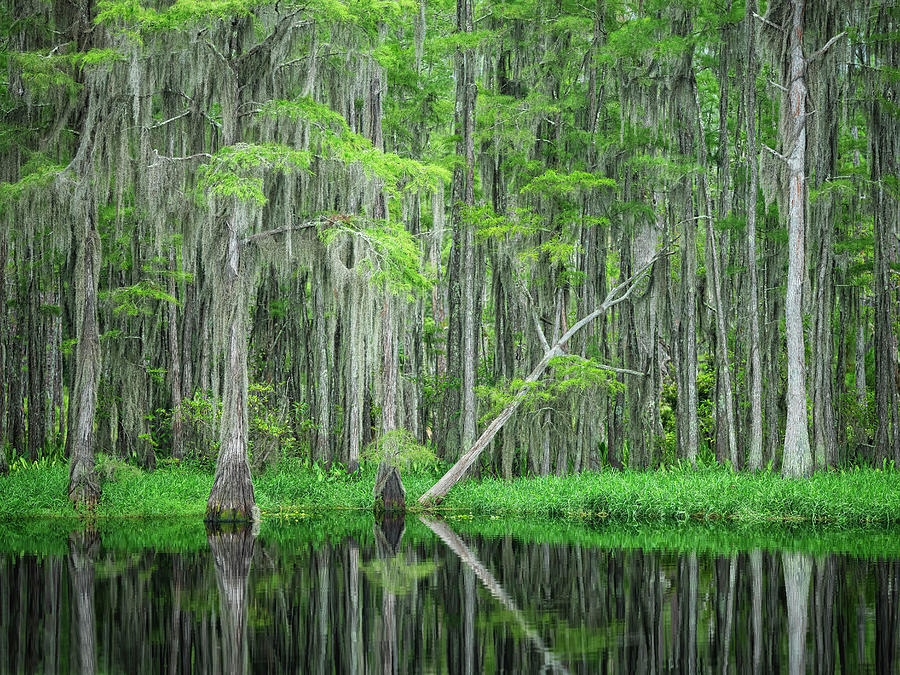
373 461 406 512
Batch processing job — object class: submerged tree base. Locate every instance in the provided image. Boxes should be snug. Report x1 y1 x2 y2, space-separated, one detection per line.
206 455 258 523
68 473 100 509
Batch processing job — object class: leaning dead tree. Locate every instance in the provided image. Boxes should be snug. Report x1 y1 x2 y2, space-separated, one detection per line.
419 252 669 506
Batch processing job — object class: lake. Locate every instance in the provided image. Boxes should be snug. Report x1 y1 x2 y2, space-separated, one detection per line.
0 515 898 673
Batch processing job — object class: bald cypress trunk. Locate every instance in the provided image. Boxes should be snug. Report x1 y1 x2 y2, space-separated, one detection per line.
206 212 256 522
441 0 478 460
167 248 184 460
673 10 700 465
745 2 764 470
67 203 101 507
780 0 813 477
0 238 7 475
207 65 255 522
868 3 900 464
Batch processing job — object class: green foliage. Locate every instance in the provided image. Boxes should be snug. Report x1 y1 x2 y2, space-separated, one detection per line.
319 216 432 293
521 169 616 196
362 429 439 472
102 280 178 315
198 143 311 205
0 163 66 213
262 97 448 194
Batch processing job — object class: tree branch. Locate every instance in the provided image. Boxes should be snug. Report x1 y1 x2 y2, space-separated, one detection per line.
148 150 212 167
242 220 321 245
809 31 847 63
754 12 784 33
147 109 190 130
762 144 788 164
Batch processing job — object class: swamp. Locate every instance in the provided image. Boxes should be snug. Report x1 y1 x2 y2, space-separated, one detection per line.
1 0 899 671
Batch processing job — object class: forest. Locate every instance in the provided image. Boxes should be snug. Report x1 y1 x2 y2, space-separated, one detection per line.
0 0 898 522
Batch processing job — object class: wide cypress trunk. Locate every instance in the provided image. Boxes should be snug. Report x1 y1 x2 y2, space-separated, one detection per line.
67 203 101 507
206 214 256 522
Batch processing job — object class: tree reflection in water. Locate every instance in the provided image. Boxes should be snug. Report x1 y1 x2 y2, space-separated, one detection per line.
0 521 898 673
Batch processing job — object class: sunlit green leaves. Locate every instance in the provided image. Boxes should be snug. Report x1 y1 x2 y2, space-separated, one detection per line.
319 216 433 294
198 143 311 205
521 169 616 196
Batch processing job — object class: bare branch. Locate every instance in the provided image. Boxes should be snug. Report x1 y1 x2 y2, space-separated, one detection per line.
763 144 789 164
148 150 212 167
243 220 321 245
754 12 784 33
769 80 788 92
147 109 190 130
809 31 847 63
418 249 672 506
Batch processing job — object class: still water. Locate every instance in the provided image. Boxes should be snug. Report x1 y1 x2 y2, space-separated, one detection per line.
1 515 898 674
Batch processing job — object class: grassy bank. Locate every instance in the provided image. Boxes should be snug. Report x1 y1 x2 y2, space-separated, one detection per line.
1 457 899 525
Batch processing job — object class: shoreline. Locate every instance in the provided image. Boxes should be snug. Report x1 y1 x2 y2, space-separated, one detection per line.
1 458 899 526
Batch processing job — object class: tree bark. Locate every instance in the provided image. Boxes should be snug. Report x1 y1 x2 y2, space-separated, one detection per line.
206 214 256 523
168 248 184 459
67 206 101 507
745 1 764 470
781 0 813 477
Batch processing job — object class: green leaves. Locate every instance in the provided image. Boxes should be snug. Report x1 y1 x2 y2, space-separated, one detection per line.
319 216 432 293
0 162 65 213
198 143 311 205
262 97 448 194
521 169 616 196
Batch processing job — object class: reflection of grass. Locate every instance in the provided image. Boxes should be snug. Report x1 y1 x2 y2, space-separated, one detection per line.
3 508 900 558
2 458 900 529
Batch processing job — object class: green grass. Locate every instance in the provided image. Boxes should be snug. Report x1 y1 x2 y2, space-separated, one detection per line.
1 457 899 526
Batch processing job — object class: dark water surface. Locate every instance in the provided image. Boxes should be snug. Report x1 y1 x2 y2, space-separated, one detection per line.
1 515 899 674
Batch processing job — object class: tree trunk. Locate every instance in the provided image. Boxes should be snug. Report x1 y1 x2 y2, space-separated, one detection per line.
168 248 184 459
781 0 813 478
0 238 7 475
206 216 256 522
67 207 101 507
693 74 738 468
745 2 764 470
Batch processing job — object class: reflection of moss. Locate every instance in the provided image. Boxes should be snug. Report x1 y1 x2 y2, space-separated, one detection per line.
360 555 438 595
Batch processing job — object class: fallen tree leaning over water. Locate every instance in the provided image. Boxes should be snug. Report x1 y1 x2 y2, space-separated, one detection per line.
419 251 670 506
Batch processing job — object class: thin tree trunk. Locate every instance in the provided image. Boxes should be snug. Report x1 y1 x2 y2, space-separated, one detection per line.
0 238 7 474
693 75 738 468
745 1 764 470
168 248 184 459
781 0 813 477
